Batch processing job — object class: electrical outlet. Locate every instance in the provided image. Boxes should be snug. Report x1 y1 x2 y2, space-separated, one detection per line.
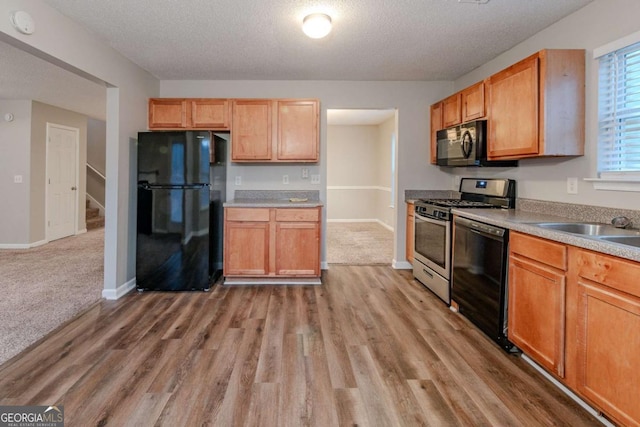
301 168 309 179
282 175 289 184
14 175 22 183
567 177 578 194
235 176 242 186
311 174 320 184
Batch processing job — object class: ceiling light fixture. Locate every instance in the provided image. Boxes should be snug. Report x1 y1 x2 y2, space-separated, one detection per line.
302 13 332 39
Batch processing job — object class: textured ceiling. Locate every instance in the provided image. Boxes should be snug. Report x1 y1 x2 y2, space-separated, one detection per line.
42 0 594 81
2 0 594 121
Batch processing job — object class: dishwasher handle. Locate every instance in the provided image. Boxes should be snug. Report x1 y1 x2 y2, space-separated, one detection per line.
455 216 506 239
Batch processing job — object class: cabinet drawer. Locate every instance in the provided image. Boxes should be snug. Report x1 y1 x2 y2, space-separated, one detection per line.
510 232 567 271
275 208 319 222
226 208 270 222
576 250 640 299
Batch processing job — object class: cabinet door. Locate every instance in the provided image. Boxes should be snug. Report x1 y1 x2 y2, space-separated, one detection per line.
190 99 230 129
575 280 640 427
275 222 320 276
224 222 270 276
508 256 566 377
461 82 485 122
406 203 414 263
276 100 319 161
231 100 272 161
430 102 443 164
442 94 461 127
149 99 187 129
487 54 539 159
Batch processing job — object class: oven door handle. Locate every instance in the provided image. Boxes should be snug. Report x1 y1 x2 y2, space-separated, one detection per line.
415 213 447 225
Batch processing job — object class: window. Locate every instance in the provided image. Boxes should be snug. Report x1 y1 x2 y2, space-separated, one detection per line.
597 39 640 177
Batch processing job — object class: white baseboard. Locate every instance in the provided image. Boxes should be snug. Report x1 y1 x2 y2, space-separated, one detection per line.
0 239 47 249
321 262 329 270
521 354 615 427
102 277 136 300
77 228 87 234
393 260 413 269
327 218 394 232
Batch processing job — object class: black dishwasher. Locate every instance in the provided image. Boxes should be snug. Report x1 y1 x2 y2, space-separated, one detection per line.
452 216 515 352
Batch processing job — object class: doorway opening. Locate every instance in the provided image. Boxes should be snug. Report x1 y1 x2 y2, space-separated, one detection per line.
326 108 398 265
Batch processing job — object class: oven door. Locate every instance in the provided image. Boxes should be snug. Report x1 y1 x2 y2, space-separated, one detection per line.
413 212 450 279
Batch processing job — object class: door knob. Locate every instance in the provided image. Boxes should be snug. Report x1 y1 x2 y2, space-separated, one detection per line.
71 186 77 190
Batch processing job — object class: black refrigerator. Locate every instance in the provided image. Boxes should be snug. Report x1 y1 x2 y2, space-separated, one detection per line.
136 131 227 291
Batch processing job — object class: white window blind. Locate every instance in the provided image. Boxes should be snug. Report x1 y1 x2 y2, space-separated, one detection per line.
598 40 640 175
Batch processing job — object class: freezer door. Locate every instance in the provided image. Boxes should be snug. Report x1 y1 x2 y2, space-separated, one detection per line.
136 186 211 291
138 131 211 185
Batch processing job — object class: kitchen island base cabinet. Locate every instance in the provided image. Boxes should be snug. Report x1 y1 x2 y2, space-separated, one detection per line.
224 207 321 279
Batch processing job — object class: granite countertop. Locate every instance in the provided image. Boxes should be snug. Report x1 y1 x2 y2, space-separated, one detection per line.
223 190 324 208
451 208 640 263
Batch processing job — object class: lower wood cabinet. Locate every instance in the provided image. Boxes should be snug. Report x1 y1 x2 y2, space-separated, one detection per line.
508 232 567 378
224 207 321 278
509 232 640 427
406 202 414 263
570 249 640 427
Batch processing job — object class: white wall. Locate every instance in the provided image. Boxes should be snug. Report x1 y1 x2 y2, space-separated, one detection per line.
0 100 31 245
327 123 394 227
0 0 159 297
161 80 453 264
451 0 640 211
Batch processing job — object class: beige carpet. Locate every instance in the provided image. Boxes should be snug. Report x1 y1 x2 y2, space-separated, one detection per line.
0 229 104 366
326 222 393 265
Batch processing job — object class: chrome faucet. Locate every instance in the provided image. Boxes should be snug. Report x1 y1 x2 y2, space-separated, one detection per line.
611 216 632 229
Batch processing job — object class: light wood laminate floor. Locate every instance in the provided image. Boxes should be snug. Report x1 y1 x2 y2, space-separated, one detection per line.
0 266 599 426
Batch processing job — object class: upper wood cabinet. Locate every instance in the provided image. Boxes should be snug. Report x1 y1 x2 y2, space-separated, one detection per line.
276 99 319 161
487 49 585 160
442 93 462 127
231 98 319 163
231 99 272 161
429 102 443 164
148 98 230 130
461 81 486 122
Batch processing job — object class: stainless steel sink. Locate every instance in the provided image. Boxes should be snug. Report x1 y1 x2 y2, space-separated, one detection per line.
598 235 640 248
532 222 636 236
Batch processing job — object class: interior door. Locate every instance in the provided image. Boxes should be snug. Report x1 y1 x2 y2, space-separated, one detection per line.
47 123 79 241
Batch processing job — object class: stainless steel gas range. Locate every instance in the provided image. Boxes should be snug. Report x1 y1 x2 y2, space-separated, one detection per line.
412 178 516 305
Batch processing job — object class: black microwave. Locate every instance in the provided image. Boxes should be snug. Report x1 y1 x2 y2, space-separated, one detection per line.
436 120 517 167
